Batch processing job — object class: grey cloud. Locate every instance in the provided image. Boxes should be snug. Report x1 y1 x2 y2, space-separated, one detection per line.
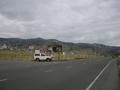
0 0 120 46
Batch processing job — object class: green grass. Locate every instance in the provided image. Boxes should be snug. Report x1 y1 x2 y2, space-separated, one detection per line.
0 50 33 61
0 50 105 61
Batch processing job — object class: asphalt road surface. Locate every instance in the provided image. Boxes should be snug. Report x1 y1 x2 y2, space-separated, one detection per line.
0 59 119 90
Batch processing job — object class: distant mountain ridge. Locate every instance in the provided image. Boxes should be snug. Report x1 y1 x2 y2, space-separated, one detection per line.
0 38 120 57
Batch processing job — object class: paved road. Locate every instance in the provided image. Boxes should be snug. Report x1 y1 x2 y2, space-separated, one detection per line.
0 59 119 90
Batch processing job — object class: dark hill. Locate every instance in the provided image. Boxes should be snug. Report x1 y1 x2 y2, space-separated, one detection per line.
0 38 120 57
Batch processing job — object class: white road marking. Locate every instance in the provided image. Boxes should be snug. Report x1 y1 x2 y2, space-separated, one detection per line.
66 66 73 69
44 69 53 73
86 60 113 90
0 78 7 82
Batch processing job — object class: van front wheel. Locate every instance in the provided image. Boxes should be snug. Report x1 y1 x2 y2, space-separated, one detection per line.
36 58 40 62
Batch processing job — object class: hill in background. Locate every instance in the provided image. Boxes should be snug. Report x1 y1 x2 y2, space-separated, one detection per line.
0 38 120 58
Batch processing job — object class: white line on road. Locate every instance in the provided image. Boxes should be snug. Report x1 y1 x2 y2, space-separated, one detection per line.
0 78 7 82
44 69 53 73
86 60 113 90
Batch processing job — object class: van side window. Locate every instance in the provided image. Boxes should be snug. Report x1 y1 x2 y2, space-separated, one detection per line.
35 54 40 56
41 54 45 56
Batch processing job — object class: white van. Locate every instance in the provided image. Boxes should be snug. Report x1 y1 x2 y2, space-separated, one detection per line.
34 50 53 62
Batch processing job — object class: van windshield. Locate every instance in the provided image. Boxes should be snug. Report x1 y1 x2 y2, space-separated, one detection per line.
35 54 40 56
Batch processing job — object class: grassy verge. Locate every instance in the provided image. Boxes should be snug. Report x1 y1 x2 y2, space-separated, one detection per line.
0 50 106 62
0 50 33 61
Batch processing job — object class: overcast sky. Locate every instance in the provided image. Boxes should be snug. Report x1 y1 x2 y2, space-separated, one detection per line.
0 0 120 46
